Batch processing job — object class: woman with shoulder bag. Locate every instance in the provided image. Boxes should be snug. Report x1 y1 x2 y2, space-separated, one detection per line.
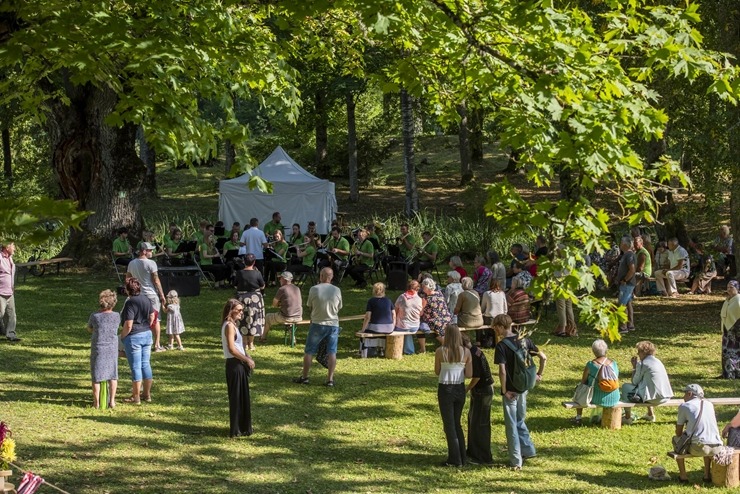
571 339 620 425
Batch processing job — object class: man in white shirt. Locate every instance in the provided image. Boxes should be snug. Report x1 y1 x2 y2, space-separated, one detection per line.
127 242 167 351
673 384 723 483
654 237 690 298
239 218 268 273
293 267 342 387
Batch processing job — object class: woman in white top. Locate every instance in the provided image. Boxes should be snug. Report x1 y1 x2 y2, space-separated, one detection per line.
221 298 256 438
395 280 423 355
434 324 473 467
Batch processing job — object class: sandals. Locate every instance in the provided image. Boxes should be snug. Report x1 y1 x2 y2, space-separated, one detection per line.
142 394 152 403
123 397 141 405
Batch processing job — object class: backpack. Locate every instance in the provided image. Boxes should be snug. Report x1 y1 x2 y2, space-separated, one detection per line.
597 359 619 392
502 338 538 392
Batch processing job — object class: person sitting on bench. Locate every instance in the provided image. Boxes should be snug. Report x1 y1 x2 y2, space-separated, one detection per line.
673 384 723 484
621 340 673 424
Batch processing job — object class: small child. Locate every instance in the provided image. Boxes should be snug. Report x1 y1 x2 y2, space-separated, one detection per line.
165 290 185 350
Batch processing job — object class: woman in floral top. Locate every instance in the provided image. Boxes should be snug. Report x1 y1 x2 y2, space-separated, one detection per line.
472 256 493 296
419 277 452 353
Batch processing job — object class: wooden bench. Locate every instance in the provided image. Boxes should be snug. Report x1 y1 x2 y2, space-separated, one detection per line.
667 451 740 487
15 257 73 282
562 397 740 430
282 314 365 348
355 319 539 359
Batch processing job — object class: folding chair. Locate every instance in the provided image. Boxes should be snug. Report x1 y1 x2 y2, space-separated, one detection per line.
111 252 126 283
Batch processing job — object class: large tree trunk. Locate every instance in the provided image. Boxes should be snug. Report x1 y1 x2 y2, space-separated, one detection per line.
470 106 484 167
46 83 145 265
457 101 473 186
137 125 157 196
315 89 329 178
401 88 419 216
732 174 740 281
224 139 235 176
347 91 359 203
504 148 520 173
1 125 10 188
649 137 688 244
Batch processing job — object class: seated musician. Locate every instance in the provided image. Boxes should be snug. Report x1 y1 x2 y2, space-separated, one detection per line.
162 222 177 246
112 227 133 266
199 231 230 288
383 223 416 274
164 228 185 263
306 221 323 248
320 227 350 281
222 231 241 256
346 228 375 289
365 223 381 250
265 230 289 287
263 211 284 240
140 230 166 259
288 234 318 276
409 231 438 280
192 220 209 245
230 222 241 238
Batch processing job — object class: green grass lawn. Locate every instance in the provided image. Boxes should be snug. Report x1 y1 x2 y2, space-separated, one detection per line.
1 272 739 493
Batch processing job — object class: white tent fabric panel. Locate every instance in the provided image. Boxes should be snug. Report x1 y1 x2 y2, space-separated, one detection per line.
218 146 337 235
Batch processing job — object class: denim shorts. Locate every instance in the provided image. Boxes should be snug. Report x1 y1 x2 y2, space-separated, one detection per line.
618 284 635 305
305 323 339 355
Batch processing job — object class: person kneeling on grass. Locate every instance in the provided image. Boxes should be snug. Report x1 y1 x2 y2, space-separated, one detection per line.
673 384 723 484
621 340 673 424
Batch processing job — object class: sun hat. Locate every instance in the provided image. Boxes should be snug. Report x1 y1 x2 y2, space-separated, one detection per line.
684 384 704 399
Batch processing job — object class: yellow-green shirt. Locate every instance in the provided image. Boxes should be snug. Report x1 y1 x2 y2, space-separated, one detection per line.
264 221 284 238
325 236 350 261
356 240 375 267
303 245 316 267
399 235 416 259
419 240 439 263
113 237 131 255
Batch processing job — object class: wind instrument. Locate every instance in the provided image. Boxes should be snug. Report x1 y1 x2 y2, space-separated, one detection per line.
407 234 436 264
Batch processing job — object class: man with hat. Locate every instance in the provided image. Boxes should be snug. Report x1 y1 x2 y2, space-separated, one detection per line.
127 241 167 352
673 384 723 484
261 271 303 342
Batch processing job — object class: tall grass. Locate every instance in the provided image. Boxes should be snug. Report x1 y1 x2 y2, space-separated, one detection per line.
366 211 535 260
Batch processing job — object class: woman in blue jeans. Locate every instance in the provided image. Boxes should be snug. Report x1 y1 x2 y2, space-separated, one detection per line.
434 324 472 467
121 277 155 405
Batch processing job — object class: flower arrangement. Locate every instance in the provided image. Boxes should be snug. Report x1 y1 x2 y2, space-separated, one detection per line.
0 422 16 469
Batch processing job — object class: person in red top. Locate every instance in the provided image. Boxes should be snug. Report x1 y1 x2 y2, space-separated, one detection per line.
0 241 19 342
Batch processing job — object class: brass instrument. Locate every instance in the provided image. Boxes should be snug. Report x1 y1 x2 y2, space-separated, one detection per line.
407 234 436 264
395 232 410 244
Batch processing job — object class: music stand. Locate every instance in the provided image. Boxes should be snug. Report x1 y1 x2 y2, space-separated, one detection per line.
214 225 226 237
224 249 240 262
174 241 198 254
386 244 401 258
215 237 227 251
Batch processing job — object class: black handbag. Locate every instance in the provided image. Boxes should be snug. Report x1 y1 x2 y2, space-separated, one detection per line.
673 400 704 454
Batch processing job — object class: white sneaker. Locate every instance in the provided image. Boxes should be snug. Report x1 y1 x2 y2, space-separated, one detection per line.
177 346 185 351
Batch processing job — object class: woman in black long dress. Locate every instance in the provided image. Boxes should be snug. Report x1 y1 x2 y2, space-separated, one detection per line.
221 298 255 437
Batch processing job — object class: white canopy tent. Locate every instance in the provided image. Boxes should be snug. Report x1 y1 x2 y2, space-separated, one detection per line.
218 146 337 235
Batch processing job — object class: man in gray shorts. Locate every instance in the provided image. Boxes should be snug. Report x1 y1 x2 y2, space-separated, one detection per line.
293 267 342 387
127 242 167 351
261 271 303 342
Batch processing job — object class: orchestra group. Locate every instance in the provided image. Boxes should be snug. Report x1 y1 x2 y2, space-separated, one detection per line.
111 212 441 289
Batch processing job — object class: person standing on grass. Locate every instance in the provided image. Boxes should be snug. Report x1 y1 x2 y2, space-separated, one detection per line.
87 289 120 408
126 242 167 352
293 267 342 387
221 298 255 438
462 333 494 466
616 236 636 334
239 218 268 273
0 241 19 342
434 324 472 467
120 277 155 405
493 314 547 470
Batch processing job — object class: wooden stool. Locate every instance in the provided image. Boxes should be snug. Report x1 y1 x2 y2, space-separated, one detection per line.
385 333 404 360
712 452 740 487
0 469 15 494
601 407 622 430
